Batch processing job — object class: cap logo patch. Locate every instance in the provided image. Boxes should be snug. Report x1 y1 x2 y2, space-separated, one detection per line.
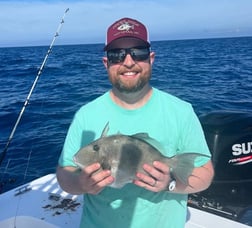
117 22 134 31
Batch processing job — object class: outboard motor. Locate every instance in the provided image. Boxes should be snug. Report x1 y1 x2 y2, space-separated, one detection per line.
188 111 252 223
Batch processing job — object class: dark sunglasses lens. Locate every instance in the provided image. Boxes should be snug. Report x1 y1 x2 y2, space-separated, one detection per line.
107 49 126 63
130 48 150 61
107 47 150 64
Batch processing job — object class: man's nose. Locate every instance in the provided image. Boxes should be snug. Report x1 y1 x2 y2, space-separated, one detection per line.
123 54 135 67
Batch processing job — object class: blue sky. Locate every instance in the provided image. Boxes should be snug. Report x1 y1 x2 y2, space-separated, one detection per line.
0 0 252 47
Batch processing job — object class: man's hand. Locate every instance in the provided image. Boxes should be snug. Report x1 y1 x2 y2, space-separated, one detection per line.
134 161 171 192
78 163 114 194
134 159 214 194
56 163 114 195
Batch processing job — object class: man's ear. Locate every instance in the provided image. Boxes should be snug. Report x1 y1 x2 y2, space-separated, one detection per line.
102 57 109 69
149 52 155 65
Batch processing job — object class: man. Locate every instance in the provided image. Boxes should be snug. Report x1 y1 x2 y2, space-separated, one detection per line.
57 17 214 228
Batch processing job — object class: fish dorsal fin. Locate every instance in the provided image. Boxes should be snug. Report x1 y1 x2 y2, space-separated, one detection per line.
101 122 109 138
131 133 165 154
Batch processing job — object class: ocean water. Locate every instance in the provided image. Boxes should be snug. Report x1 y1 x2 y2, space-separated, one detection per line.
0 37 252 223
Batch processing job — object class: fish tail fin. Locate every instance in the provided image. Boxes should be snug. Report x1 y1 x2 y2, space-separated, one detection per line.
169 153 210 185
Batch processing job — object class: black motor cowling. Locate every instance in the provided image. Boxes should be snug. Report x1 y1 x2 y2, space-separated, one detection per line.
188 111 252 222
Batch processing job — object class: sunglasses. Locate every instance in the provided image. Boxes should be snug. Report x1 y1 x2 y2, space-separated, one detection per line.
107 47 150 64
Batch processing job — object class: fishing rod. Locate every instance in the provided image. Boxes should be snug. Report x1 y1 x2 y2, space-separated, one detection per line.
0 8 69 166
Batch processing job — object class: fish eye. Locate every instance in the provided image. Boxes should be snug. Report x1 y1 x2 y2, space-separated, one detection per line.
93 144 100 152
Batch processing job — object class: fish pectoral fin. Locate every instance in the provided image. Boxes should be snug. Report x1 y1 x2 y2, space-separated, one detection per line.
101 162 111 170
100 156 111 170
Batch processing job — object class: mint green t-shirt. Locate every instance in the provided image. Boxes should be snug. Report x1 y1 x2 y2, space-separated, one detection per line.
59 88 211 228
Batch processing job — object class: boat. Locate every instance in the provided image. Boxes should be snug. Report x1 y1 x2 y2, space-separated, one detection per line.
0 173 250 228
0 111 251 227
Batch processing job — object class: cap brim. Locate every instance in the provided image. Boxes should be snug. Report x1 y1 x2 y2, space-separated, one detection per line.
104 37 150 51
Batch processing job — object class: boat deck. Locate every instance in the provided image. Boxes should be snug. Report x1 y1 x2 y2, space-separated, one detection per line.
0 174 249 228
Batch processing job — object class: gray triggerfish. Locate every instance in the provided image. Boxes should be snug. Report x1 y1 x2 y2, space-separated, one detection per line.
73 123 209 188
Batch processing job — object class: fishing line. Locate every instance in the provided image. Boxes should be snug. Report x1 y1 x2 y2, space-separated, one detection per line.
0 8 69 168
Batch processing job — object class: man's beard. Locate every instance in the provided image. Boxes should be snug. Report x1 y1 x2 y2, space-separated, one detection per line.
112 76 150 93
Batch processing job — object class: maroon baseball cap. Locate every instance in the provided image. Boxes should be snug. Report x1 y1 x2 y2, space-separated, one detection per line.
104 17 150 51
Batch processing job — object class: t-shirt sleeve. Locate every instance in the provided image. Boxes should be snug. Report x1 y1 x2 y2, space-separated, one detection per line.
58 112 84 167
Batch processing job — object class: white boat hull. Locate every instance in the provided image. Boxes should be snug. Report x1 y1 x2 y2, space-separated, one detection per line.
0 174 249 228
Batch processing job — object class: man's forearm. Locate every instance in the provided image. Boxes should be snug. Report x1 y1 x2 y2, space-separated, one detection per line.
56 166 84 195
